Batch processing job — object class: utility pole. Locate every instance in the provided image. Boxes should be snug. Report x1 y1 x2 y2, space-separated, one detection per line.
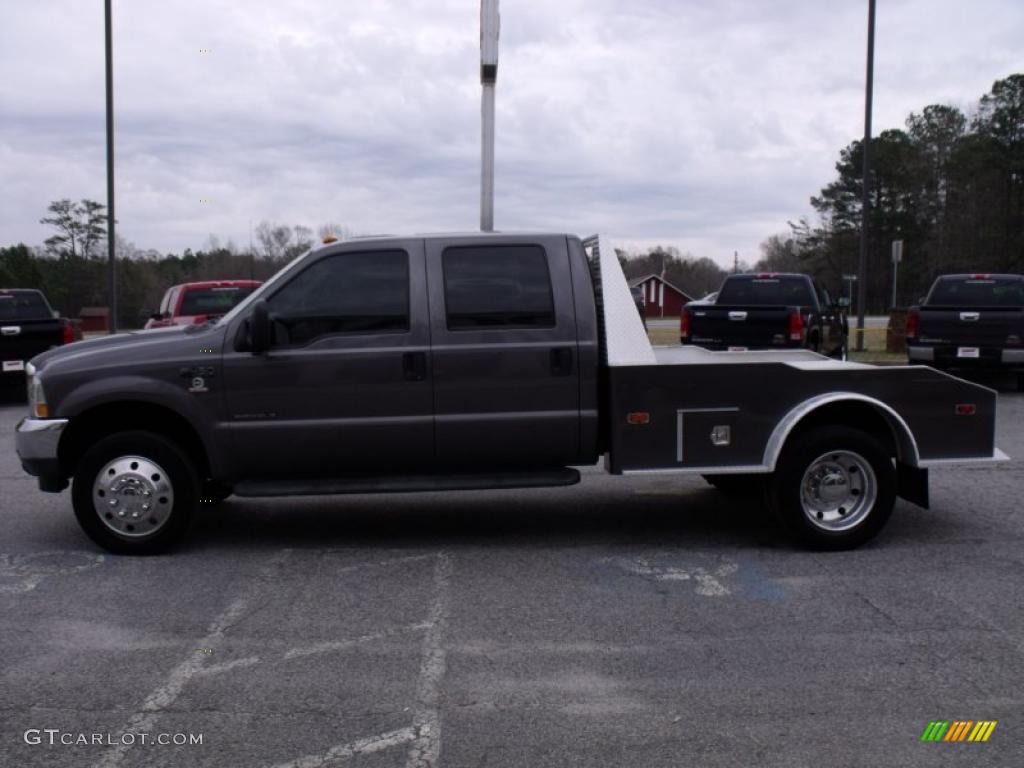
104 0 118 332
733 251 738 274
480 0 499 232
855 0 876 351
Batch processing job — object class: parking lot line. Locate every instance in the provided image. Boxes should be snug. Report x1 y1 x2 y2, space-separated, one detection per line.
90 548 294 768
406 552 452 768
284 622 432 660
267 727 418 768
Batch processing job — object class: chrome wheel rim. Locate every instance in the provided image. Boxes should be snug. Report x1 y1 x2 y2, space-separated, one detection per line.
92 455 174 538
800 450 876 532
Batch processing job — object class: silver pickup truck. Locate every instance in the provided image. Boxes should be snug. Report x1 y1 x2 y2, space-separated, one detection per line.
15 233 1006 554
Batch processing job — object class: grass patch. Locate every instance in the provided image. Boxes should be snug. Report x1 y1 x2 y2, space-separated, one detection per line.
647 327 679 346
849 349 907 365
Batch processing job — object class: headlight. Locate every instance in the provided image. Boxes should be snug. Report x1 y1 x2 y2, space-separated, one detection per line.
26 367 49 419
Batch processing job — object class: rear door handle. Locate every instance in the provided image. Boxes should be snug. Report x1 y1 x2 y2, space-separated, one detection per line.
550 347 574 376
959 312 980 321
402 351 427 381
728 311 747 321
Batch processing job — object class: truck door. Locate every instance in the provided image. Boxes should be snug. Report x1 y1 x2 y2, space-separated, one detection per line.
425 236 581 469
221 239 434 478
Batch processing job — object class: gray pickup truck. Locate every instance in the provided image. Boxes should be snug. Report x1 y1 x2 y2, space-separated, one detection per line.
15 233 1005 554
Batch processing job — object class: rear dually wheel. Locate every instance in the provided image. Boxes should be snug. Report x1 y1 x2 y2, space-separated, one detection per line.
768 425 896 550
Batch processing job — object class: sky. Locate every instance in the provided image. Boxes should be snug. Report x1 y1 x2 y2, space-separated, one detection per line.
1 0 1022 268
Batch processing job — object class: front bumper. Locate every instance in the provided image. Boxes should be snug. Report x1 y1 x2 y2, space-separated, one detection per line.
16 417 69 492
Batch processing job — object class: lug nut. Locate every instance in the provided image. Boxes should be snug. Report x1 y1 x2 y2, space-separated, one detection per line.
109 499 118 507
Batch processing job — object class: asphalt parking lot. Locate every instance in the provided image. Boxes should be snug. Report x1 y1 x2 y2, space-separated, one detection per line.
1 381 1022 767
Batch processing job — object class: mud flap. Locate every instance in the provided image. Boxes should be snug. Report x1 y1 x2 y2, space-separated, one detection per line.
897 462 929 509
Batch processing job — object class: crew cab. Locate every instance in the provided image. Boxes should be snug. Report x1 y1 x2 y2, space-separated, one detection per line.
144 280 261 329
681 273 847 357
15 234 1004 555
1 289 74 382
907 274 1024 390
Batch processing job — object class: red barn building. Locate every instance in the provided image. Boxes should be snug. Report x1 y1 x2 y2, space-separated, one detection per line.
629 275 693 318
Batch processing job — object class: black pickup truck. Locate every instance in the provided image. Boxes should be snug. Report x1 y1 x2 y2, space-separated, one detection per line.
1 289 74 383
907 274 1024 389
15 234 1003 555
681 273 848 358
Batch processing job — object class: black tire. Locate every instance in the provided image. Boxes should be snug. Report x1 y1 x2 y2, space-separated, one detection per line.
832 335 849 361
767 425 896 550
72 431 199 555
702 473 764 497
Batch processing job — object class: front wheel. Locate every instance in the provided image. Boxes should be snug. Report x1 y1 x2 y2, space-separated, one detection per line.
767 426 895 550
72 431 199 554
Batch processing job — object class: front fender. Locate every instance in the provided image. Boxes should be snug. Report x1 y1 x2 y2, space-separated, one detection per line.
56 376 219 470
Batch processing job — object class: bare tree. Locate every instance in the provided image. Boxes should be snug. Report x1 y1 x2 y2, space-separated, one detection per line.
40 198 107 259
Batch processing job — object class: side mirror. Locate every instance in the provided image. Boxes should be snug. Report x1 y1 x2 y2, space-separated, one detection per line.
52 309 61 319
149 311 162 321
836 297 851 308
250 299 271 355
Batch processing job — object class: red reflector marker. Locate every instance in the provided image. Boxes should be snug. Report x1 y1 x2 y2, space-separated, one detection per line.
905 309 919 340
626 412 651 425
680 311 691 340
789 310 804 342
955 404 977 416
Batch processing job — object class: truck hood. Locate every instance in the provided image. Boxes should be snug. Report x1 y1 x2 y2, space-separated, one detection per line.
30 325 216 374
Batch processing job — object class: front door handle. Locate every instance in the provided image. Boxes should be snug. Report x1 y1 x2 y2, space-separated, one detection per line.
550 347 574 376
402 351 427 381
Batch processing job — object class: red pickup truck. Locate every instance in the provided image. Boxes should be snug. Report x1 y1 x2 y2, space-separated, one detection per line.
145 280 261 329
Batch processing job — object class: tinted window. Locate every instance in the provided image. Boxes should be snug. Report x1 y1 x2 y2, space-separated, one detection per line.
0 290 51 320
179 286 257 316
927 277 1024 307
443 245 555 330
268 250 409 344
717 276 815 306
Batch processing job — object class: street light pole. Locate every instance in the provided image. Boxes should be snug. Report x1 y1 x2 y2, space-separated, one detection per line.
855 0 876 351
480 0 499 232
104 0 118 333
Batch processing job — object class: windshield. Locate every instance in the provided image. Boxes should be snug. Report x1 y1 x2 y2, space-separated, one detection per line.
214 249 312 327
0 290 52 320
926 276 1024 307
717 276 815 306
179 286 257 316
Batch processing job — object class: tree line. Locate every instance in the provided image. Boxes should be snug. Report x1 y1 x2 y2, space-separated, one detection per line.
617 246 730 299
757 73 1024 311
0 201 345 326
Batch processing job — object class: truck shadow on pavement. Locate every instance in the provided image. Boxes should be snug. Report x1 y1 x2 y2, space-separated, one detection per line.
184 485 923 554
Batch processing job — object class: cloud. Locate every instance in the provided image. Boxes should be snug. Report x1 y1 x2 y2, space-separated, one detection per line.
1 0 1022 267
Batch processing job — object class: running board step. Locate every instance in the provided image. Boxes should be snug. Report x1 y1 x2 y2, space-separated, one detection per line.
234 468 581 498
